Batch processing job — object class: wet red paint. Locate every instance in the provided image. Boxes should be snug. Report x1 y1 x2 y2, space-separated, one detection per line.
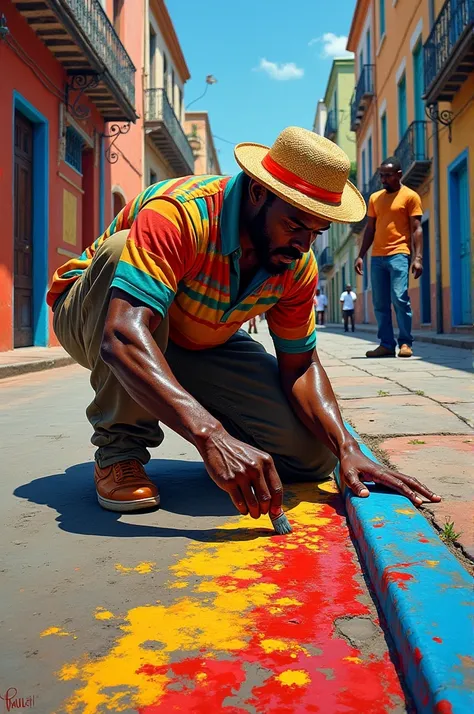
381 569 414 592
434 700 453 714
137 495 405 713
373 522 385 529
433 637 443 644
418 537 429 543
413 647 423 665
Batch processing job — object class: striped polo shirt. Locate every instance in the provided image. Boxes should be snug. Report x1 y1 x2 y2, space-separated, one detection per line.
47 173 318 353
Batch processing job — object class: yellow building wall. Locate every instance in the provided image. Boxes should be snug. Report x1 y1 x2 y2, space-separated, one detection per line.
351 0 473 332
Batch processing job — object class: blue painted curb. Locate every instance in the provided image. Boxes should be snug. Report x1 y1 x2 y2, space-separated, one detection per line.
336 423 473 714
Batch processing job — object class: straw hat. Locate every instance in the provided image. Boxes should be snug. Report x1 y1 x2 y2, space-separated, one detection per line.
234 126 366 223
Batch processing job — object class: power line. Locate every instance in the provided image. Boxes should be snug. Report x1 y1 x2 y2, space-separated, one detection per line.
212 134 237 146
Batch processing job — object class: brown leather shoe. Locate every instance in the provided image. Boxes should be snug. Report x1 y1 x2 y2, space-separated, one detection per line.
398 344 413 358
366 345 396 358
95 460 160 512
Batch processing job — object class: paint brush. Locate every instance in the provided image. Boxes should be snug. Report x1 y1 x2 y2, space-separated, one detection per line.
270 509 292 535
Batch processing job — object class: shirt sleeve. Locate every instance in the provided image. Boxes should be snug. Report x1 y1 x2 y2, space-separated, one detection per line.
110 198 197 317
340 293 345 300
367 194 376 218
407 192 423 217
266 252 317 354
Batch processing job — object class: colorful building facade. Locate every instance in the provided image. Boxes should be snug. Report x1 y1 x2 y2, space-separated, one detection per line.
314 58 358 324
185 111 222 176
0 0 196 352
0 0 137 351
347 0 473 334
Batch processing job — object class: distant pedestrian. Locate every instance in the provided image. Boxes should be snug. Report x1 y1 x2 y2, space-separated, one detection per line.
314 288 328 326
340 284 356 332
355 157 423 358
248 316 258 334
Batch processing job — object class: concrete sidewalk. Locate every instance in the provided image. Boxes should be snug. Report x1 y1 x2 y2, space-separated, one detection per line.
252 320 474 564
0 346 74 379
327 322 474 350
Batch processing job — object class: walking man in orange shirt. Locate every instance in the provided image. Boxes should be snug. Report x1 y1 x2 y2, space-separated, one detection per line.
355 157 423 358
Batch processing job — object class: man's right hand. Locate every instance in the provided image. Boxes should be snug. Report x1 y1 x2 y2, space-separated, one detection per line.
198 427 283 519
354 257 364 275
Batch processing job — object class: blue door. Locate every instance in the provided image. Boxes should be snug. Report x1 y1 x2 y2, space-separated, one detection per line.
398 74 408 139
449 153 472 325
413 40 425 158
421 219 431 323
368 136 373 180
381 113 388 161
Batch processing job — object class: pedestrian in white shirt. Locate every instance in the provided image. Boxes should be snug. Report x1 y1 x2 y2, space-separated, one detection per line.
340 284 357 333
314 288 328 327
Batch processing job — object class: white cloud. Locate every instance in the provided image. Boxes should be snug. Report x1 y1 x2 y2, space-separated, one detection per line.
309 33 354 58
256 58 304 81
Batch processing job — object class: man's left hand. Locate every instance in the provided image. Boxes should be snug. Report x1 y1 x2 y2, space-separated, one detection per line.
411 258 423 279
339 446 440 506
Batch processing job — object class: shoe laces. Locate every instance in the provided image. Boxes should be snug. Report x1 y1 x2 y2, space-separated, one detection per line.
113 460 145 483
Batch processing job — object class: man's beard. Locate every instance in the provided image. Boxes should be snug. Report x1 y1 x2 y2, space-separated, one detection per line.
247 203 302 275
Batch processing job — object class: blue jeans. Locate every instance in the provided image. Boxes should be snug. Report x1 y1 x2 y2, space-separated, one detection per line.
371 254 413 349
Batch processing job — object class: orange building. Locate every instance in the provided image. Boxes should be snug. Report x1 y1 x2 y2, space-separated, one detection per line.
348 0 473 335
185 111 222 176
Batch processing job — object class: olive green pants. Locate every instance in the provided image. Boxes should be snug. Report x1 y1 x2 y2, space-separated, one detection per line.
53 231 337 480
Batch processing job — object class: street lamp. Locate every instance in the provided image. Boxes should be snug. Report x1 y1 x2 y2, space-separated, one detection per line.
186 75 217 111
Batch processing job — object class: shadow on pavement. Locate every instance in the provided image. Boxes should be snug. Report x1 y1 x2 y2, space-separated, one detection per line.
14 459 345 542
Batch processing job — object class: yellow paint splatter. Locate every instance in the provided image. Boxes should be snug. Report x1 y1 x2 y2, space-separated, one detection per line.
115 562 156 575
195 672 207 683
371 516 384 522
344 656 363 664
95 609 114 621
275 597 301 607
41 626 71 638
426 560 440 567
317 479 339 494
168 582 189 589
276 669 311 687
395 508 415 516
56 491 333 713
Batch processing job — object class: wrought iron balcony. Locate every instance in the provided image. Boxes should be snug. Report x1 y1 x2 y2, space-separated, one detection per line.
145 89 194 175
12 0 136 121
423 0 474 103
319 247 334 273
324 109 337 141
350 65 375 131
394 121 431 189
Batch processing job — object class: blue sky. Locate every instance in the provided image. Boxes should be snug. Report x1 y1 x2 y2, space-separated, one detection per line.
166 0 357 175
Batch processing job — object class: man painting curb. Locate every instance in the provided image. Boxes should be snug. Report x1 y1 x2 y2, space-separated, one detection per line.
47 129 439 518
355 157 423 358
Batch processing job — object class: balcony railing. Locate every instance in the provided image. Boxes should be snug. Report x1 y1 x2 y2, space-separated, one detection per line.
145 89 194 174
350 65 375 130
15 0 136 120
394 121 431 188
324 110 337 140
424 0 474 103
319 247 334 273
58 0 136 107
